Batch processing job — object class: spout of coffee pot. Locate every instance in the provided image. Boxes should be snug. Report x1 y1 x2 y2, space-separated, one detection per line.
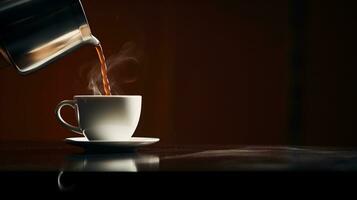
0 0 99 75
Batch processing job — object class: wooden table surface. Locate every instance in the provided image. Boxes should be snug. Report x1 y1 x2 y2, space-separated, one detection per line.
1 141 357 171
1 141 357 192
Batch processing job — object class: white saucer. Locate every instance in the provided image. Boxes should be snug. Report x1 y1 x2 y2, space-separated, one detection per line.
65 137 160 152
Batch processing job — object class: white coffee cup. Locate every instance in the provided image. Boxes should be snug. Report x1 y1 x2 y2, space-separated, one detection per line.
55 95 142 141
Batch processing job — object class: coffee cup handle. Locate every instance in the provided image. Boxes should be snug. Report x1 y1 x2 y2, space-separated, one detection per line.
55 100 82 135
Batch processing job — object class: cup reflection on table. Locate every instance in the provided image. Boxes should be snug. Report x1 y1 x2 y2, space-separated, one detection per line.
57 153 159 190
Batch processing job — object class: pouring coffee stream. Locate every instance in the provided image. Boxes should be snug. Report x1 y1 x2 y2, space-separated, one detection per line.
95 44 112 95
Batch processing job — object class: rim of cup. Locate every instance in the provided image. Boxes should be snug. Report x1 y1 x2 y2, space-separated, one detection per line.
74 95 141 98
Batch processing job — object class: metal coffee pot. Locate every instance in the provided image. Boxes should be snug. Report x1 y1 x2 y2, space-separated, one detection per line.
0 0 98 74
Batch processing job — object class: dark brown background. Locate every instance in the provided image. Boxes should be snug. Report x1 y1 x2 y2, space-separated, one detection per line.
0 0 356 146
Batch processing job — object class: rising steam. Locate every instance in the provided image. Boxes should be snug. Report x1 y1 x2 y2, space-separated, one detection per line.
87 42 140 95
